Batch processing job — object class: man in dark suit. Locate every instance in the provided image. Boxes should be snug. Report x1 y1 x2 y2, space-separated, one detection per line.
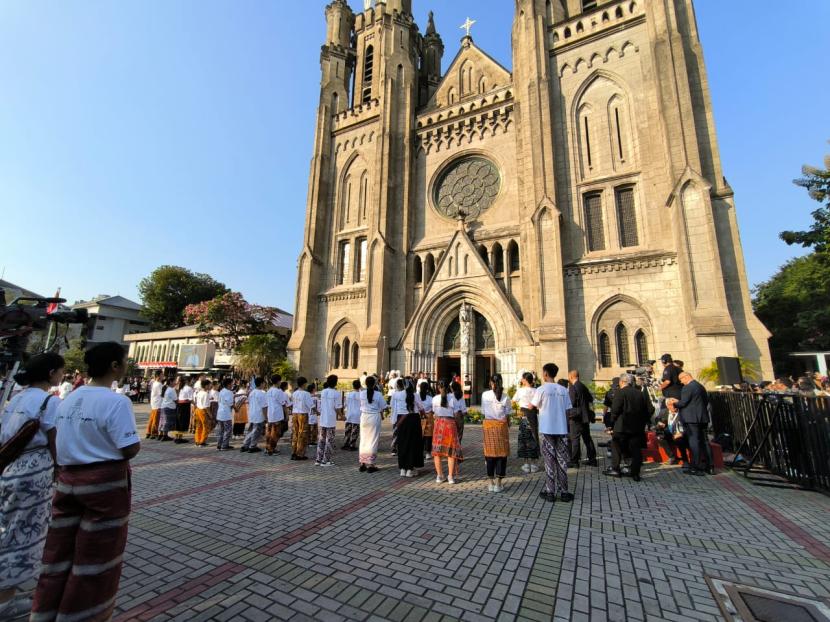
669 372 710 475
604 373 654 481
567 370 597 467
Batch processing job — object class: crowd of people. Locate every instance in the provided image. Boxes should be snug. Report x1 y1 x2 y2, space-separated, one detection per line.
0 342 767 620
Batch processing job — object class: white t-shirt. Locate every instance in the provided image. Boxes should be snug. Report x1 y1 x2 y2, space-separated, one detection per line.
266 387 288 423
150 380 163 409
319 387 343 428
209 389 219 404
360 390 387 415
531 382 572 436
247 388 267 424
217 388 235 421
450 395 467 415
161 387 177 410
390 390 409 424
59 381 74 400
432 394 454 418
482 390 511 421
179 384 194 402
195 389 211 410
419 393 433 414
292 389 314 415
0 387 59 450
345 390 362 424
309 396 319 425
54 386 139 466
513 386 535 410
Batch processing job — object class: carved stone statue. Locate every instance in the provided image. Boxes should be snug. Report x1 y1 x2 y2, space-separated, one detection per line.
459 302 472 352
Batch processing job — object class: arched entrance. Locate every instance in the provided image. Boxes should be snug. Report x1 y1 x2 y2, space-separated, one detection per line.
436 306 496 405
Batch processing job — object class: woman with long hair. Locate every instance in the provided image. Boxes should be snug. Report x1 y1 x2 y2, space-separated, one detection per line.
450 380 467 441
419 381 434 459
432 380 463 484
482 374 511 492
395 379 424 477
0 352 64 618
513 372 540 473
358 376 387 473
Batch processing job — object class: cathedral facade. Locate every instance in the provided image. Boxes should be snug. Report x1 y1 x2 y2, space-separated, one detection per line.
288 0 772 394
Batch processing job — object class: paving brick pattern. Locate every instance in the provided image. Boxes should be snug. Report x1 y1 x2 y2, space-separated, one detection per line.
109 406 830 621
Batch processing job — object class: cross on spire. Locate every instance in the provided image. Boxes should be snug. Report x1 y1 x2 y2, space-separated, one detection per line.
460 17 476 39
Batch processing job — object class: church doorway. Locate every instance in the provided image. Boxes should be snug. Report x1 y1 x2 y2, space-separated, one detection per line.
475 355 495 399
437 356 460 386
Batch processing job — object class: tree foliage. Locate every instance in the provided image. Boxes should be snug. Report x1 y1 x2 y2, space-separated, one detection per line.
234 334 289 378
138 266 228 330
62 338 87 374
183 292 283 350
780 151 830 260
753 254 830 375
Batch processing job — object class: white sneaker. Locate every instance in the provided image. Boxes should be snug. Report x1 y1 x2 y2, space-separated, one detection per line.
405 470 415 478
488 483 495 492
321 462 335 467
494 484 503 493
314 462 321 466
448 477 456 485
400 469 407 477
521 464 531 473
530 464 540 473
436 476 446 484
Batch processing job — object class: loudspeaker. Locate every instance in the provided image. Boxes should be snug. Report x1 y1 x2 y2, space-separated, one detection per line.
716 357 743 386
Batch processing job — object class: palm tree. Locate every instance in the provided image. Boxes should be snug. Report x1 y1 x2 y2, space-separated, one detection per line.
698 358 761 385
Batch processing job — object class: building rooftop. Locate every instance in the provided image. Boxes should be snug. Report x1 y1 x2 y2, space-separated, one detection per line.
0 279 44 302
72 295 144 311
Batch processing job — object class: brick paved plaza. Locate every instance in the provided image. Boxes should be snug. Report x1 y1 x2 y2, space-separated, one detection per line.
112 405 830 622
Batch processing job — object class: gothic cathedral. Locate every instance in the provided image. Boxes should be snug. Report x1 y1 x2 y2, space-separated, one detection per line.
288 0 772 394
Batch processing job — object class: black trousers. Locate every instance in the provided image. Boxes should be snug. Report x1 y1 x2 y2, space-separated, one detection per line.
569 418 597 463
611 433 644 477
485 457 507 478
685 423 710 470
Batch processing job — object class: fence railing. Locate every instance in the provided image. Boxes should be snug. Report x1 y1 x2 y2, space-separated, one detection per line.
709 392 830 492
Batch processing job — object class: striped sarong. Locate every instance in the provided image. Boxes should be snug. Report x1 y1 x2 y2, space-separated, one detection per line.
432 417 463 461
31 460 131 622
483 419 510 458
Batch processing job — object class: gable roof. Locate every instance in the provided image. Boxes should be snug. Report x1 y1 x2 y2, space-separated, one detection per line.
427 38 513 110
0 279 43 302
72 295 144 311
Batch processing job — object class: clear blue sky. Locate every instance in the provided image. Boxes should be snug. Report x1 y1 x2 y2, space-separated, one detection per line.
2 1 828 312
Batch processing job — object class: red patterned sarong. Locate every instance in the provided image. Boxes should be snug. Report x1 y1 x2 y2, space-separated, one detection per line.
432 417 463 461
31 460 131 622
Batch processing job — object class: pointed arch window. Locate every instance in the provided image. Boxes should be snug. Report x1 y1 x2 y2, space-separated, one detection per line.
424 254 435 284
443 318 461 352
355 237 367 283
343 337 351 369
333 343 341 369
362 45 374 104
359 172 369 223
635 330 649 366
584 193 605 251
337 241 351 285
508 240 520 273
492 242 504 274
616 323 631 367
414 255 423 285
351 343 360 369
599 332 611 368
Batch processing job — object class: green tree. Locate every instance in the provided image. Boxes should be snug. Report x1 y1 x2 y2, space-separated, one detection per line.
781 150 830 261
138 266 228 330
183 292 282 350
753 254 830 375
234 334 289 378
62 338 87 374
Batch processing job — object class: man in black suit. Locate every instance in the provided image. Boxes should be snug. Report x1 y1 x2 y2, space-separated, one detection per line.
567 370 597 467
668 372 710 475
604 373 654 481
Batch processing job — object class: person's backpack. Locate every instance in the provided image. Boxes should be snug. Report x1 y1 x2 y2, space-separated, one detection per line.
0 395 52 473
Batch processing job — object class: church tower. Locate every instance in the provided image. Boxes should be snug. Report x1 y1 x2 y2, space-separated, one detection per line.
290 0 773 388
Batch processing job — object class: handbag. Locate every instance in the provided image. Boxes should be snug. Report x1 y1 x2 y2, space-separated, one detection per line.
0 394 52 473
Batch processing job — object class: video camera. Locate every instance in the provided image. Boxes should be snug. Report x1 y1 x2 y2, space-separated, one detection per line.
0 287 89 368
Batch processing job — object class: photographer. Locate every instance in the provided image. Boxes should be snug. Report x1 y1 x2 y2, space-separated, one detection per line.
0 353 64 619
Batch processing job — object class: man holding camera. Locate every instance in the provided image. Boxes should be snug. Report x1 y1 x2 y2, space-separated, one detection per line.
604 373 653 481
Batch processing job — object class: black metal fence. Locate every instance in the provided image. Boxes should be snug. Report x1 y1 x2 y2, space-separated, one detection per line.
709 392 830 492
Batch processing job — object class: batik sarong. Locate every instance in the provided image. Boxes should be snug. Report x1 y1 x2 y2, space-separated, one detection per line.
291 414 309 457
343 423 359 449
31 460 131 622
315 427 335 464
517 408 540 459
396 412 424 471
483 419 510 458
160 408 177 435
541 434 569 495
358 412 381 465
432 417 463 460
0 447 53 591
454 412 465 442
265 423 282 453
